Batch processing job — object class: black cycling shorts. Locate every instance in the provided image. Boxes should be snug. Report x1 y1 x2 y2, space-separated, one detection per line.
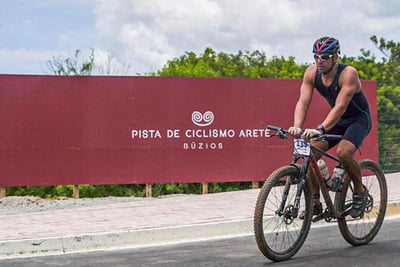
326 114 371 149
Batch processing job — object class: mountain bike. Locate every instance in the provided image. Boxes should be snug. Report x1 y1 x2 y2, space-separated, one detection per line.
254 125 387 262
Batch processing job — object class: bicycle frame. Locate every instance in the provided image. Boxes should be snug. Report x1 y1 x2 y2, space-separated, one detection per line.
279 135 347 221
306 144 343 219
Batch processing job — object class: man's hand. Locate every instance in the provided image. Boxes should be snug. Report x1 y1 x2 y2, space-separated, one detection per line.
303 128 323 138
288 126 302 137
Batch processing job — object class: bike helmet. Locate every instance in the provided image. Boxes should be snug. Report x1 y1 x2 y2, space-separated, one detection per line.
313 36 340 55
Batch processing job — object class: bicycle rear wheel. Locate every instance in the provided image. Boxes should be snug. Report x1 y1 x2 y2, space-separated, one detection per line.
337 159 387 245
254 165 313 262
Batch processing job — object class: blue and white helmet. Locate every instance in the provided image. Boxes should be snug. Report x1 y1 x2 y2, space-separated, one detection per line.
313 36 340 55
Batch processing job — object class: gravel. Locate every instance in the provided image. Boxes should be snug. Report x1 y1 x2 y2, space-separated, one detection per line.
0 196 146 215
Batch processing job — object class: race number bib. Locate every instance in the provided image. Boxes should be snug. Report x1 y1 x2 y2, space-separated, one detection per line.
294 138 311 156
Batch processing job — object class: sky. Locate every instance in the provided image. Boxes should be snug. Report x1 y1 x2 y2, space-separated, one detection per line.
1 0 399 76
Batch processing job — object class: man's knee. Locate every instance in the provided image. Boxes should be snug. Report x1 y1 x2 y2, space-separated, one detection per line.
311 141 329 159
336 140 356 161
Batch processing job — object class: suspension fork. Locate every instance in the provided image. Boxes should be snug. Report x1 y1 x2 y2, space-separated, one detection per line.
276 177 292 216
275 160 307 218
292 166 307 218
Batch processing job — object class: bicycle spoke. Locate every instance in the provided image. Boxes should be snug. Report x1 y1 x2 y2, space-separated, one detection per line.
337 160 387 245
254 165 313 262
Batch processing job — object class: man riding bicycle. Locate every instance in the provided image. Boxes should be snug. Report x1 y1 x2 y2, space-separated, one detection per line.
288 36 372 219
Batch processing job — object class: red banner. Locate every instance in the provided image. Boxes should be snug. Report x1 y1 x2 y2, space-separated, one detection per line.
0 75 378 186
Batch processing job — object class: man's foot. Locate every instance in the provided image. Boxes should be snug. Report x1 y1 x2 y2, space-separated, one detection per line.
350 189 369 218
299 202 323 220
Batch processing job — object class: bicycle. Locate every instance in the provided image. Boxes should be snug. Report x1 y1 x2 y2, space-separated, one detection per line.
253 125 387 262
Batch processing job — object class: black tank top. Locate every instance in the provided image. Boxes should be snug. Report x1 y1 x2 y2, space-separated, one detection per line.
314 63 371 123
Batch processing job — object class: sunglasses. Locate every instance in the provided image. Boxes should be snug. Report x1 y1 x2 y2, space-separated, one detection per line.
313 54 334 61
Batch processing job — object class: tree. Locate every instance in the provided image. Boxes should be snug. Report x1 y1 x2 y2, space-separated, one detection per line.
366 36 400 172
156 47 307 79
45 48 95 76
45 48 131 76
371 35 400 62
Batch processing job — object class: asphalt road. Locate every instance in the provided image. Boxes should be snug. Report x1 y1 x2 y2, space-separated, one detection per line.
2 216 400 267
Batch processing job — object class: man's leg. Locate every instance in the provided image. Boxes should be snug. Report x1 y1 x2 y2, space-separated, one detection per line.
336 139 368 218
299 141 328 219
336 140 364 194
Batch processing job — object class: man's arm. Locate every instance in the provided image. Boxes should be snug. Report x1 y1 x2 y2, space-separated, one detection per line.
320 66 360 131
293 65 316 128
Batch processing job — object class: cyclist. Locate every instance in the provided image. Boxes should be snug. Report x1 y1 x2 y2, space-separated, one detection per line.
288 36 372 219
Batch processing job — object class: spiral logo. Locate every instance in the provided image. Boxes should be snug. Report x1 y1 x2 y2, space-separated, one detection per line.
192 111 214 127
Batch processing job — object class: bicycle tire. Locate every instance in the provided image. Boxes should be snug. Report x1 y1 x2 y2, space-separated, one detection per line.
337 159 387 245
254 165 313 262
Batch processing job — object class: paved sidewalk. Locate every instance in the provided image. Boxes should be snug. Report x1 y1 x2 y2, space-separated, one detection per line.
1 173 399 259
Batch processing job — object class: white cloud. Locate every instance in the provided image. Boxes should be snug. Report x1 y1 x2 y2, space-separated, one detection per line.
0 48 61 74
1 0 399 75
92 0 400 74
93 49 131 75
93 0 225 73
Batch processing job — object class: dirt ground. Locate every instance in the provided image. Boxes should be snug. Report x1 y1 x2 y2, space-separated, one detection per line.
0 196 144 215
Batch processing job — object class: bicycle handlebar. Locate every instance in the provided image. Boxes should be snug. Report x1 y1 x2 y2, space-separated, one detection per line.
267 125 288 133
267 125 343 141
267 125 288 139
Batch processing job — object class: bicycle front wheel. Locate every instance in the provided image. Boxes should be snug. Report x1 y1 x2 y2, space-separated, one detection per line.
254 165 313 262
337 159 387 245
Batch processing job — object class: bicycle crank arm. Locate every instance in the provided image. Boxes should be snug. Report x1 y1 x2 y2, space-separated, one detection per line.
311 213 325 222
338 203 352 219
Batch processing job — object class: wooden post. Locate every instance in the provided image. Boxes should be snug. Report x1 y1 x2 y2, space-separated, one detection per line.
146 183 152 198
252 181 259 189
0 187 6 198
72 185 79 199
202 182 208 194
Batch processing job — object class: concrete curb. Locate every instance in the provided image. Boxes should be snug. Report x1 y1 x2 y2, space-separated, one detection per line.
385 201 400 217
1 201 399 260
0 219 254 259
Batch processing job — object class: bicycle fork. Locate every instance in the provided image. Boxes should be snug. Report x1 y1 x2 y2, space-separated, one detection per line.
275 164 306 219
